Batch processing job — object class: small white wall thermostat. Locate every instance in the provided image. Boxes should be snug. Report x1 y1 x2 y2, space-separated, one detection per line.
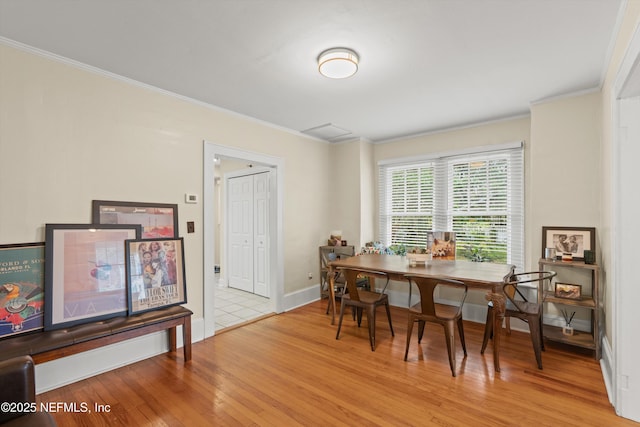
185 193 199 204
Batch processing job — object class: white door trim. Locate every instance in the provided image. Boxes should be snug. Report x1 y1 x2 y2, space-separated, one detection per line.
203 141 284 338
610 23 640 422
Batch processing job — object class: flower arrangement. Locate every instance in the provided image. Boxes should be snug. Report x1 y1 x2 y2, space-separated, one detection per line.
360 242 407 256
360 241 395 255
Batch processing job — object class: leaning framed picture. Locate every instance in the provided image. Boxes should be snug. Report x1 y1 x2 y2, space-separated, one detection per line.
0 242 45 339
428 231 456 260
555 283 582 300
92 200 179 239
541 226 596 261
125 237 187 315
44 224 142 330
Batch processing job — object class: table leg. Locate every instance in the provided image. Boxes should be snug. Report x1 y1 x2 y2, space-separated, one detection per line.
328 265 337 325
183 318 192 362
169 326 177 352
487 291 506 372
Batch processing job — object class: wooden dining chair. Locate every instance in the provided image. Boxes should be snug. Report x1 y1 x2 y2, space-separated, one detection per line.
335 268 394 351
321 250 369 315
481 270 557 370
404 275 468 376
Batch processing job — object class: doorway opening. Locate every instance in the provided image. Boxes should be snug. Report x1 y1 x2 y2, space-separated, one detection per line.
203 141 284 338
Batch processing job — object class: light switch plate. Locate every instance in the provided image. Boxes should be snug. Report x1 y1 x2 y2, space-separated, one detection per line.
185 193 198 204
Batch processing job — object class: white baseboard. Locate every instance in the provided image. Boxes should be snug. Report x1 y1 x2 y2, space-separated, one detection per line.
600 335 614 405
283 283 321 311
34 317 205 394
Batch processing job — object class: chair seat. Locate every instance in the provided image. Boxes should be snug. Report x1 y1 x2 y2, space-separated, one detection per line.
409 302 459 320
342 289 387 305
510 300 540 316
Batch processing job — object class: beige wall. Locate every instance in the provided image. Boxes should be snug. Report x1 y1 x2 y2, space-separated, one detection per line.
327 138 376 250
529 91 602 266
359 140 375 247
330 140 362 247
528 91 602 325
0 43 333 318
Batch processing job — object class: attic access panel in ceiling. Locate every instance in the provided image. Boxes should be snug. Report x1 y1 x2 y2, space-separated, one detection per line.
301 123 354 143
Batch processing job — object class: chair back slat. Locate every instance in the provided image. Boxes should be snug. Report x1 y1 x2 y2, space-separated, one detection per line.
341 268 390 301
502 271 557 313
405 275 467 317
342 269 362 301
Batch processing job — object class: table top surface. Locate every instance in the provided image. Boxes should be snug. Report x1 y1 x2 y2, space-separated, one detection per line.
329 254 515 288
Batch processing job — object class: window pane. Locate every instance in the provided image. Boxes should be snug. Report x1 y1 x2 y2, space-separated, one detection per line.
452 215 507 263
390 215 433 247
379 144 523 269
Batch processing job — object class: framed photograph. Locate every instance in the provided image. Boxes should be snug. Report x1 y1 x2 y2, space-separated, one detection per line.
92 200 179 239
44 224 141 330
555 282 582 300
541 226 596 261
0 243 45 339
428 231 456 260
125 238 187 315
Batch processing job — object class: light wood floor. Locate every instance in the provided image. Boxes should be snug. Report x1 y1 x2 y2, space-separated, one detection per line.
40 300 636 426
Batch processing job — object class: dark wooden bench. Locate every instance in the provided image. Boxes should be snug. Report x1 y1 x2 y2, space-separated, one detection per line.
0 305 192 364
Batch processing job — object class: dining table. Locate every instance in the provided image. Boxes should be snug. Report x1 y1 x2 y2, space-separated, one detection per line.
327 253 515 372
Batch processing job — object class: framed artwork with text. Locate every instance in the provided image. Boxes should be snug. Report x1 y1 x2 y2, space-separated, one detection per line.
44 223 141 330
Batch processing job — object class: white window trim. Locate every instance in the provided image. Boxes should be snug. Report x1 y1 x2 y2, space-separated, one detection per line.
377 141 524 269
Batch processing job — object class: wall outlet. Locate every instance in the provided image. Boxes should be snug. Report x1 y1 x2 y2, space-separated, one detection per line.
308 272 313 279
185 193 198 204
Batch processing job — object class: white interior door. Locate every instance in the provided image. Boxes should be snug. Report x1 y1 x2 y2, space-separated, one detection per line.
228 174 253 292
227 170 270 295
253 172 270 297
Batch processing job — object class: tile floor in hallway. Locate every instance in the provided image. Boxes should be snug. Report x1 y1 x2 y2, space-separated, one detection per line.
214 286 274 331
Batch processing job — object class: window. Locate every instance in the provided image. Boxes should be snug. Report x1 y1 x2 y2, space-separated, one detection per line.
378 143 523 269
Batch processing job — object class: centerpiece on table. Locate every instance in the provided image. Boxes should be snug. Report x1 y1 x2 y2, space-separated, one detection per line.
406 247 432 266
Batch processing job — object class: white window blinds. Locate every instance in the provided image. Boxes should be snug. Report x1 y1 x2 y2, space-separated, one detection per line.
378 143 524 269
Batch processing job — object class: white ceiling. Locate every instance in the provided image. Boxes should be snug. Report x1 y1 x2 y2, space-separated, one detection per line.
0 0 624 143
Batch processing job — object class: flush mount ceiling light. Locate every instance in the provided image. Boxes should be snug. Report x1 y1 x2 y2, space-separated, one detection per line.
318 48 359 79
